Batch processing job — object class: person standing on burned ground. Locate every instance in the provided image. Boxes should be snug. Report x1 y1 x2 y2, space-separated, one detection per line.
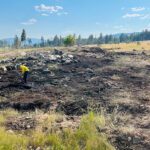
17 64 30 84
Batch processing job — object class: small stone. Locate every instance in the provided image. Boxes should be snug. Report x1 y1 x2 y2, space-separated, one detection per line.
0 66 7 72
29 146 32 149
128 136 132 141
26 116 32 119
36 147 41 150
64 84 68 87
7 130 14 134
86 68 94 73
27 125 31 129
68 54 74 58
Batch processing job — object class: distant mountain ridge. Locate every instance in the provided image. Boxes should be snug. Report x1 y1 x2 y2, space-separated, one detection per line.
1 38 41 45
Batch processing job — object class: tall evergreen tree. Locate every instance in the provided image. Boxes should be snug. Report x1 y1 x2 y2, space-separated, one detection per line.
119 33 128 43
87 34 94 44
53 35 60 46
14 35 20 49
104 35 110 44
77 35 82 45
59 36 63 46
113 37 120 44
21 29 26 47
97 33 104 44
40 36 45 47
28 38 32 46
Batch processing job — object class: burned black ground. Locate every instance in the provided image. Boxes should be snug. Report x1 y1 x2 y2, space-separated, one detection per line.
0 47 150 150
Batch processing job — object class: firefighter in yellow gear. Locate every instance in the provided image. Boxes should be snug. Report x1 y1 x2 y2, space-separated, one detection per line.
19 65 30 83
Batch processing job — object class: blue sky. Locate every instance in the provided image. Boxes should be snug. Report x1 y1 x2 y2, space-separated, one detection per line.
0 0 150 39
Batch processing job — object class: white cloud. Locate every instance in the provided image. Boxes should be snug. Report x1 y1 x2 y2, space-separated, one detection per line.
35 4 63 14
21 18 37 25
41 13 49 16
131 7 145 12
123 13 142 18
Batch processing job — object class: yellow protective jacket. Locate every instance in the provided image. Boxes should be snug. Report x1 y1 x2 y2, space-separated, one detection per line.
20 65 29 74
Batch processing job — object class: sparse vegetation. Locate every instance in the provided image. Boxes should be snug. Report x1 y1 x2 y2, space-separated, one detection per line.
64 35 75 46
101 40 150 51
0 127 28 150
0 111 114 150
0 45 150 149
0 41 150 60
0 109 19 126
1 0 150 149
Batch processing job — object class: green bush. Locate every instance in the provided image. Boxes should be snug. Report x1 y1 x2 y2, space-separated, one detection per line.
64 35 75 46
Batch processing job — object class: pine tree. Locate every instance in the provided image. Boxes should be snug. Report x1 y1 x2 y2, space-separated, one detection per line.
28 38 32 46
59 36 63 46
108 35 113 43
104 35 109 44
97 33 104 44
14 35 20 49
87 34 94 44
119 33 128 43
21 29 26 47
53 35 60 46
40 36 45 47
77 35 82 45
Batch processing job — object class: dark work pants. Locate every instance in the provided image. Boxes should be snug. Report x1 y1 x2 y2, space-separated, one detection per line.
23 71 29 83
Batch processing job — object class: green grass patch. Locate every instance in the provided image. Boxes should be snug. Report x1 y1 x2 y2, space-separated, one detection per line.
0 109 19 125
0 112 115 150
0 127 28 150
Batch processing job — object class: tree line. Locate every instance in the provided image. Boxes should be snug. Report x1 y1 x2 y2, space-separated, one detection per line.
0 29 150 48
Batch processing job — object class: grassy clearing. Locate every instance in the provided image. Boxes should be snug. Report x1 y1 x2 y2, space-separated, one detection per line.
0 41 150 60
101 41 150 51
0 47 51 60
0 110 115 150
0 46 69 60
